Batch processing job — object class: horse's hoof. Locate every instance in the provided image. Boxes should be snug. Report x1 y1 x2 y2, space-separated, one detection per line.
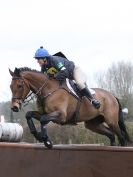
34 132 53 148
44 139 53 149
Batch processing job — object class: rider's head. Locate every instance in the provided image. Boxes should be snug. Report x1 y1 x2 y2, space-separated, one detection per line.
34 46 50 67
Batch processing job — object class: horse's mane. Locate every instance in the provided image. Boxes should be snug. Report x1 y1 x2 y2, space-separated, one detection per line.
14 67 41 75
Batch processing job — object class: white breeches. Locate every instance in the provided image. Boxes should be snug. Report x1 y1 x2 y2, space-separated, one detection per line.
73 66 87 89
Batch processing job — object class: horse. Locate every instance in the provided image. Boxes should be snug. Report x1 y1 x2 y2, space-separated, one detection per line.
9 67 131 148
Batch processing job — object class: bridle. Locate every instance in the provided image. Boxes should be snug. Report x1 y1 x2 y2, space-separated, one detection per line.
11 77 26 100
12 76 49 106
23 77 49 106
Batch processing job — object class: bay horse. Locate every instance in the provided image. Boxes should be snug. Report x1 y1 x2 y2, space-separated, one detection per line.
9 67 131 148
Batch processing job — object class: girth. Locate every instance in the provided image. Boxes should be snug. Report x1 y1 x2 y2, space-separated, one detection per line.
60 87 81 125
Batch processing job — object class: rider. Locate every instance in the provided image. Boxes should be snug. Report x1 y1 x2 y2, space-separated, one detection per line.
34 46 100 109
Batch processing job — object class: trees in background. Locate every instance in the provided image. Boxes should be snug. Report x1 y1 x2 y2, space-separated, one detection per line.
95 61 133 120
0 100 37 124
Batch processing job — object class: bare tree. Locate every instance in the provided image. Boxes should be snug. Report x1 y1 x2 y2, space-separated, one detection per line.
95 61 133 119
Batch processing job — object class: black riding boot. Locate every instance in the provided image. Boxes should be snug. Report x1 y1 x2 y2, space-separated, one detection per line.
81 87 100 109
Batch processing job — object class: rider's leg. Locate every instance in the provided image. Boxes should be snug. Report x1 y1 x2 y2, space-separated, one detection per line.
80 87 100 109
73 66 100 109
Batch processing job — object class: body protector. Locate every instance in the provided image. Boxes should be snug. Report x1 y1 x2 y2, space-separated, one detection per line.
41 55 75 81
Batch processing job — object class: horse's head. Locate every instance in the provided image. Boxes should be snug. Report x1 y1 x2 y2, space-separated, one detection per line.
9 67 30 112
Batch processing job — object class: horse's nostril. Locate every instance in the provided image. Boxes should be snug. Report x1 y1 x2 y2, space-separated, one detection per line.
11 106 19 112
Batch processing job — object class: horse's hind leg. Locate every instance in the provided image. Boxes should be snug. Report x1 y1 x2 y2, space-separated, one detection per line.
108 123 126 146
85 118 116 146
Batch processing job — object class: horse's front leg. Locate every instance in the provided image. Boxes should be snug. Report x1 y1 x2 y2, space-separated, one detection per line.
40 110 66 125
25 111 53 148
25 111 40 134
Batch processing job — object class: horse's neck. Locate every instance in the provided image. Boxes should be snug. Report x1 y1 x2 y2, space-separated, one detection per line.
23 72 59 94
44 78 60 92
22 72 45 91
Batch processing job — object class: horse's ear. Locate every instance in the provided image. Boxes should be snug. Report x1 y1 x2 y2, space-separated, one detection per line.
9 68 14 76
14 67 20 76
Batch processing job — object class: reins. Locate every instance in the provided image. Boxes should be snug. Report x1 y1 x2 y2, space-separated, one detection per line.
23 77 49 106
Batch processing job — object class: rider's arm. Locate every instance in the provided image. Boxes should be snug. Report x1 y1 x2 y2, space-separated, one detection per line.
51 57 69 81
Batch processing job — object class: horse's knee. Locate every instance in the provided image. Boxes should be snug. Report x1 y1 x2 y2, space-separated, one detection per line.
40 115 50 124
25 111 33 120
40 115 45 124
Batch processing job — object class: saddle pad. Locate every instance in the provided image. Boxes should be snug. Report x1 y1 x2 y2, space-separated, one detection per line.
66 79 95 97
66 79 78 97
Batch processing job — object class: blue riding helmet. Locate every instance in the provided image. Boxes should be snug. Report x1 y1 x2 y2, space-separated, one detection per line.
34 46 50 59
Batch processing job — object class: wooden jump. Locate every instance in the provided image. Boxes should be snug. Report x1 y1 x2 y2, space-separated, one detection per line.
0 142 133 177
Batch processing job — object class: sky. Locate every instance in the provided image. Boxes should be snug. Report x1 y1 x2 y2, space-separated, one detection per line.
0 0 133 102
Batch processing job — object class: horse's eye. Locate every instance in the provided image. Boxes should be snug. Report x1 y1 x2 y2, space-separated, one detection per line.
18 85 23 89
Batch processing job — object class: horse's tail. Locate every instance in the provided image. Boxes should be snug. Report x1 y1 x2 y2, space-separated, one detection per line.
116 97 132 144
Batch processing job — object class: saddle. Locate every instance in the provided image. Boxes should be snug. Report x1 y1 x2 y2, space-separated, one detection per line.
66 79 82 98
53 52 82 98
